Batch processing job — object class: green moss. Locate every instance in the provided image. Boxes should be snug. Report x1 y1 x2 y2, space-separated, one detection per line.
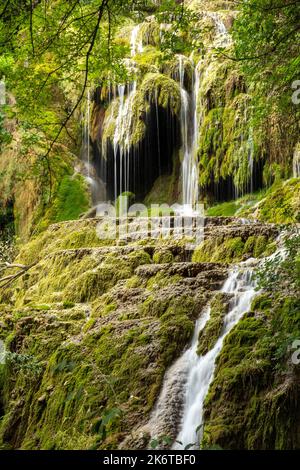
193 233 275 264
158 296 195 365
193 237 244 263
147 271 182 291
243 236 255 254
206 201 241 217
153 249 174 264
256 179 300 224
198 293 229 356
62 301 75 309
253 235 267 258
202 293 300 450
47 174 90 224
251 294 272 312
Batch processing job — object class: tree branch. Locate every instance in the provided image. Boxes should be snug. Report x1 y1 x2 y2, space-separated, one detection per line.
41 0 109 202
0 262 37 289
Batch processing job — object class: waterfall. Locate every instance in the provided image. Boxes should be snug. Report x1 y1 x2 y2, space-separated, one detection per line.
247 128 254 193
111 25 143 201
148 259 258 450
178 57 200 211
173 262 256 449
206 12 232 48
131 24 143 57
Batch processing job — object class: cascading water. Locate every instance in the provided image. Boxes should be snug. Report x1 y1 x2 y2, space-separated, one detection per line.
111 25 143 201
293 146 300 178
178 57 200 211
147 259 259 450
206 12 232 48
173 262 257 449
247 127 255 193
131 24 144 57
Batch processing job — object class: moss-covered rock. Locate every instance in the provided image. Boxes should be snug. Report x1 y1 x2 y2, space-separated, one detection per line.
202 294 300 449
0 217 228 450
192 226 276 264
197 293 230 356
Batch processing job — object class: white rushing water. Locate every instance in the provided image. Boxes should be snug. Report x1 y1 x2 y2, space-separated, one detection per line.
111 25 143 200
131 24 144 57
247 127 255 194
172 262 257 449
178 56 200 212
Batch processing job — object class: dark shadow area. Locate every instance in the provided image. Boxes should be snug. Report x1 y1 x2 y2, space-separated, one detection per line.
92 103 181 201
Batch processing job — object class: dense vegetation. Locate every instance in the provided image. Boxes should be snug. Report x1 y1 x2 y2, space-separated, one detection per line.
0 0 299 452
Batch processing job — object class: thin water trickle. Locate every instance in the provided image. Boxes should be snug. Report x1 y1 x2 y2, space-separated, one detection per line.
247 127 255 194
111 25 144 200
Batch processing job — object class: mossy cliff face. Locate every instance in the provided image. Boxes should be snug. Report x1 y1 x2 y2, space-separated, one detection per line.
90 2 299 205
0 215 296 449
0 217 232 449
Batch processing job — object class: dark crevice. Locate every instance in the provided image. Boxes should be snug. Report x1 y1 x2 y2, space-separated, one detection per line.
93 104 181 201
202 157 265 203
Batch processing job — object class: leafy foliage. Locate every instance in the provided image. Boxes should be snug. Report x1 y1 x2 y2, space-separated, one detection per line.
255 230 300 294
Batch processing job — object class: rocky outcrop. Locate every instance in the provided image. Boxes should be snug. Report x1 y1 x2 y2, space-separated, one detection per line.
0 215 279 449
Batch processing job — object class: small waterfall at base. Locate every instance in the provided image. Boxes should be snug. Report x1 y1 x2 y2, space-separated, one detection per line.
173 263 257 449
147 260 258 449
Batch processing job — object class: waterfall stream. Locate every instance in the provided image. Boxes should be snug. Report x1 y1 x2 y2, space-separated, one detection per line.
112 25 143 201
178 57 200 211
148 259 258 450
293 147 300 178
206 12 232 48
173 262 256 449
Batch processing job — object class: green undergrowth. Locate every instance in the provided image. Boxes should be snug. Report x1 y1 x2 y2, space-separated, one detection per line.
206 189 267 217
207 179 300 223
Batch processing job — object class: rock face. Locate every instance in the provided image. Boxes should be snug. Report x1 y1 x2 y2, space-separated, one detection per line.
0 216 283 450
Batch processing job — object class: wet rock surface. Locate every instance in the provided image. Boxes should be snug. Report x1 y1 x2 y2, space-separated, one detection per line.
0 216 280 449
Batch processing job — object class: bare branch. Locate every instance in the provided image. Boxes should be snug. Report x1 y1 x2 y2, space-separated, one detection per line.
0 262 37 289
